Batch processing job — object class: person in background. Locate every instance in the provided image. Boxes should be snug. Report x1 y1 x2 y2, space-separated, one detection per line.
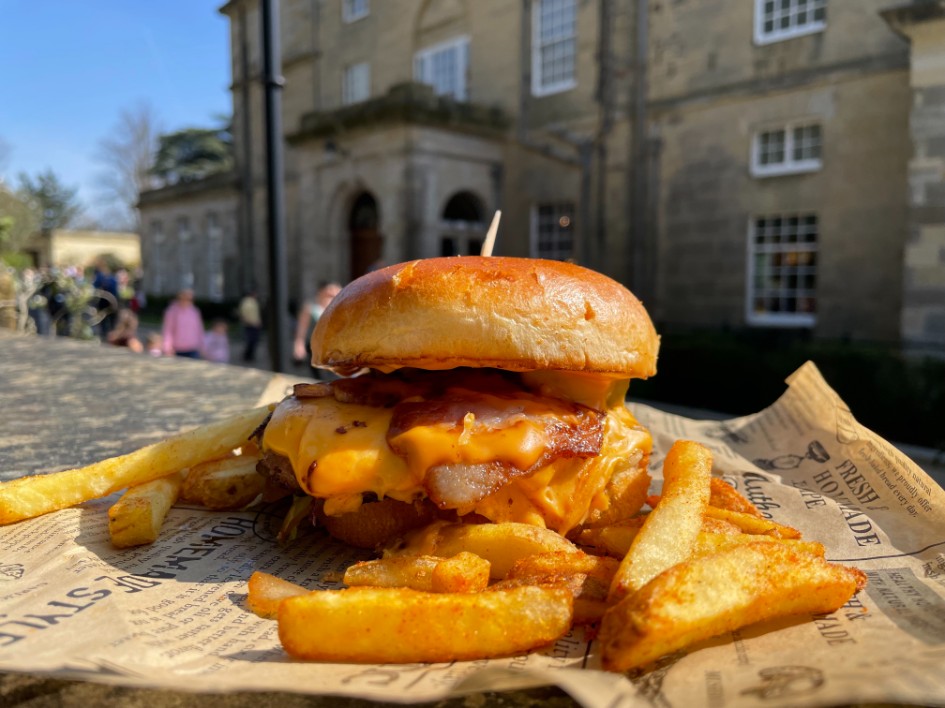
293 282 341 377
237 288 263 362
106 308 144 353
161 289 204 359
145 332 163 357
115 268 135 308
92 260 119 339
203 319 231 364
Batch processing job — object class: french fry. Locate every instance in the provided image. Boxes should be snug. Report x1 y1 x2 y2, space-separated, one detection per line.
691 531 825 558
181 454 264 510
431 552 491 593
278 585 573 663
247 570 309 619
575 517 646 558
577 516 740 559
507 550 619 579
609 440 712 602
0 405 272 525
506 551 620 624
387 520 580 579
710 477 764 517
343 552 490 593
107 472 183 548
599 542 863 672
706 506 802 538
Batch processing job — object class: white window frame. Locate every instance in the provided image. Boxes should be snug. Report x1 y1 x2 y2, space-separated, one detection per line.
529 202 575 261
206 212 224 302
750 120 823 177
342 0 368 24
754 0 826 46
413 36 470 101
532 0 578 97
342 61 371 105
150 220 165 294
176 217 194 292
745 214 818 328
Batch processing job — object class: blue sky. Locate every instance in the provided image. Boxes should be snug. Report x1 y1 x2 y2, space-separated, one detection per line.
0 1 230 221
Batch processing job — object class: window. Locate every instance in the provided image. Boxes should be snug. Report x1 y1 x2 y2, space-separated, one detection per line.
747 215 818 327
532 0 577 96
751 121 822 176
342 62 370 105
440 191 486 256
150 220 165 294
206 212 224 302
414 37 469 101
755 0 826 45
342 0 368 23
531 203 574 261
176 217 194 291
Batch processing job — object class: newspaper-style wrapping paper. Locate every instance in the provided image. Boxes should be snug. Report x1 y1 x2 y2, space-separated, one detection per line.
1 361 944 707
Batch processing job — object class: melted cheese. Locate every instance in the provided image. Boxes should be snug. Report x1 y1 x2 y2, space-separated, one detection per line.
471 405 651 532
262 396 421 501
261 372 651 532
387 394 556 473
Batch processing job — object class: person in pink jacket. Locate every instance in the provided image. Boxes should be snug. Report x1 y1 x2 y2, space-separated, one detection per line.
161 289 205 359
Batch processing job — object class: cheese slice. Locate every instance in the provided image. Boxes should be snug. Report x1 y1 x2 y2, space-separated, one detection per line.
261 373 652 533
262 395 420 501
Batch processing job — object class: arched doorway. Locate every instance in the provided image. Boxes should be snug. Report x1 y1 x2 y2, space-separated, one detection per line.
349 191 382 280
440 191 486 256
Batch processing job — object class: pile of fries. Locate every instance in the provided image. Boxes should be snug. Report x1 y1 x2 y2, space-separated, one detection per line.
0 406 272 545
0 407 865 672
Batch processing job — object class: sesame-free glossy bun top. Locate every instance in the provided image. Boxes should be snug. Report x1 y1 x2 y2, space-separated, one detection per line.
310 256 659 378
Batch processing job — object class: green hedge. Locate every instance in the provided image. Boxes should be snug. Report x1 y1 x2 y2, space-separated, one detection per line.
632 329 945 451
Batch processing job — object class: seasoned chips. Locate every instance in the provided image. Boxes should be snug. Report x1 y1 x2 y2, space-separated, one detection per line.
344 552 490 593
0 399 865 673
609 440 712 602
181 453 265 510
0 405 271 524
278 585 573 663
247 570 309 619
108 472 183 548
599 542 865 672
386 519 580 579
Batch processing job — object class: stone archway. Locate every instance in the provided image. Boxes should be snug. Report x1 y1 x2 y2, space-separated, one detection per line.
439 190 486 256
349 191 382 280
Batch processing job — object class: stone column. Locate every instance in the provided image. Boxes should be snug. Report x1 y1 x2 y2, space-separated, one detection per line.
884 2 945 353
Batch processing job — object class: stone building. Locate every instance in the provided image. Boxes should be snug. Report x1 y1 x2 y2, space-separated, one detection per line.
137 0 945 351
137 172 239 301
23 229 141 271
883 1 945 352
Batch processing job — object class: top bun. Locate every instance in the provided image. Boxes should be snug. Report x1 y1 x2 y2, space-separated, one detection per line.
311 256 659 378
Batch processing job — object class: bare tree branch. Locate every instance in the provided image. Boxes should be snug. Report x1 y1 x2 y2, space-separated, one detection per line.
93 102 163 232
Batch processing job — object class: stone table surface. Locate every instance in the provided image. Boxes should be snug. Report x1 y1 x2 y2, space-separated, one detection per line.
0 332 580 707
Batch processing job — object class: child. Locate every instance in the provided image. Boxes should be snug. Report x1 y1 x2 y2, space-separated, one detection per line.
145 333 163 357
203 319 231 364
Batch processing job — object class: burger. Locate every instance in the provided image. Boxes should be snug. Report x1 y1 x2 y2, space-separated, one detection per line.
256 256 659 548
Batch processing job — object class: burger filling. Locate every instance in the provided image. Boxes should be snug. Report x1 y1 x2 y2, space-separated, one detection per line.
257 368 651 536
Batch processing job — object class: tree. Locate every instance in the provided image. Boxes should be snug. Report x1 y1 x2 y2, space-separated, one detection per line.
17 169 83 232
94 102 162 232
151 122 234 185
0 186 41 255
0 188 39 255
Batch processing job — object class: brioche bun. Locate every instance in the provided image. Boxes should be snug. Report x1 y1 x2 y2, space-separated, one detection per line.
310 256 658 377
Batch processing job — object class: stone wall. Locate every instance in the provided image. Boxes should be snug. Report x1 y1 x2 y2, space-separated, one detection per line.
884 4 945 351
138 178 240 301
649 0 912 340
